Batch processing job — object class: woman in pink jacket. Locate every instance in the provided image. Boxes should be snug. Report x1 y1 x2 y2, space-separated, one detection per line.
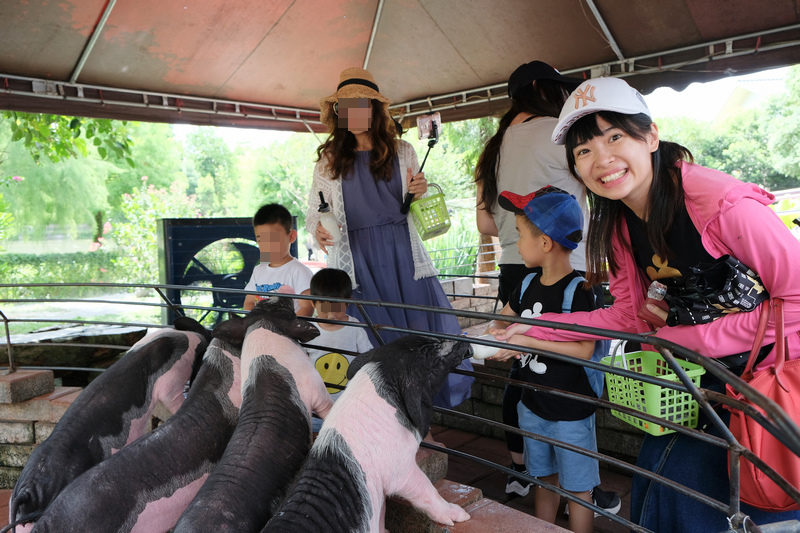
497 77 800 531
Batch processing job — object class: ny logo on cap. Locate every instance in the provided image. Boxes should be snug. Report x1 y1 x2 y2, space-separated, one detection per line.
573 85 596 109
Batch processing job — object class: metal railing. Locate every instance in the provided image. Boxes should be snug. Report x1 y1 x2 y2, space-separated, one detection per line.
1 281 799 532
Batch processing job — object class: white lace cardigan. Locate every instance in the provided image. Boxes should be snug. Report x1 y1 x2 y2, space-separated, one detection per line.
305 139 438 289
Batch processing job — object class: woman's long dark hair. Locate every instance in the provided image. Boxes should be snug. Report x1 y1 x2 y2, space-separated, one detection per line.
474 79 573 212
315 99 398 181
564 112 694 285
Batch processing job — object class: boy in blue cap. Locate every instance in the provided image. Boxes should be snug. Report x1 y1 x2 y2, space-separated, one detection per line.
487 185 601 533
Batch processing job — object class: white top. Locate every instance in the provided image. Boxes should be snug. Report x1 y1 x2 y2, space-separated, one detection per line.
306 315 373 402
244 258 313 311
305 139 438 289
493 116 588 271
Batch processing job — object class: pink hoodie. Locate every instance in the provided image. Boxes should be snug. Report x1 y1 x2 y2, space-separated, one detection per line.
521 161 800 368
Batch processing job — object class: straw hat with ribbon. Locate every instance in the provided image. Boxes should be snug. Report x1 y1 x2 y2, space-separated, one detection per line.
319 67 390 132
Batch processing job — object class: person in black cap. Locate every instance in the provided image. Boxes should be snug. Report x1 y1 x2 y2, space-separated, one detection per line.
476 61 587 304
474 61 619 515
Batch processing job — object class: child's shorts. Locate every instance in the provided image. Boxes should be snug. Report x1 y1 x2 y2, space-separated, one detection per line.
517 402 600 493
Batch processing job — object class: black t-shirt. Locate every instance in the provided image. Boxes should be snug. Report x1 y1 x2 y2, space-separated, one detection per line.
509 270 598 421
625 204 771 366
624 204 715 283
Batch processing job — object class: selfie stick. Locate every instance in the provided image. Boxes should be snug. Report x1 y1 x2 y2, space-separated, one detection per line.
400 121 438 215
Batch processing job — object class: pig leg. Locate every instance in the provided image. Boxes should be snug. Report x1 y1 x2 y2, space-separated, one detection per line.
129 475 208 533
9 329 207 526
379 503 388 533
391 466 469 526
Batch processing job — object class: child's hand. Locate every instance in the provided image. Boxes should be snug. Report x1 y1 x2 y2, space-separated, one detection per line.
406 168 427 200
487 325 509 337
487 334 532 362
493 323 532 341
315 222 335 253
487 347 522 362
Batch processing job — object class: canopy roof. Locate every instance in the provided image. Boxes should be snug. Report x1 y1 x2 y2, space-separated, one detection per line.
1 0 799 133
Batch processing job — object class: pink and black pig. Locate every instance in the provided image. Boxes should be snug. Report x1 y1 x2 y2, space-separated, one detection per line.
263 335 473 533
8 317 209 530
173 296 332 533
26 333 242 533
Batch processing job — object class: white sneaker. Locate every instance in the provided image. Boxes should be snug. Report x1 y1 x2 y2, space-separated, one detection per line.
564 487 622 517
505 473 532 497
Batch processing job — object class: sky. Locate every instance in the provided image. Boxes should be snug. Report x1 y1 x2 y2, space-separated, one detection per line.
172 66 791 148
643 66 788 121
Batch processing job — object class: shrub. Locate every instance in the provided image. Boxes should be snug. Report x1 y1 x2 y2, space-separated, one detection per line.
424 211 480 277
110 177 202 284
0 251 121 299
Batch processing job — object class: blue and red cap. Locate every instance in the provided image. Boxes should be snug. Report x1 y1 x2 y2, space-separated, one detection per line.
498 186 583 250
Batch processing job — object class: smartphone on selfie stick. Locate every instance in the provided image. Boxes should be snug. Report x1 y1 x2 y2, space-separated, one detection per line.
401 112 441 214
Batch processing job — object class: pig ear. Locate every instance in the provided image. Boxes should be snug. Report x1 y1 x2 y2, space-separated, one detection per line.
346 348 378 380
403 381 432 438
402 341 447 436
288 319 320 343
173 316 212 344
211 315 248 347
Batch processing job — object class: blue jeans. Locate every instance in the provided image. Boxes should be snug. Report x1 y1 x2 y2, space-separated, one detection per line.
518 403 600 493
631 402 800 531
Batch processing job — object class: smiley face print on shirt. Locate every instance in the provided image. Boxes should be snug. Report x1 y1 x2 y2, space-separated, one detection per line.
314 352 350 394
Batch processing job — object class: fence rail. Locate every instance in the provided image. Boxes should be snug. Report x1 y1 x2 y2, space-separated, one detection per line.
1 281 799 532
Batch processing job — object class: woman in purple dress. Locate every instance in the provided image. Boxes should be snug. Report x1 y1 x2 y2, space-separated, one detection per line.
305 67 472 409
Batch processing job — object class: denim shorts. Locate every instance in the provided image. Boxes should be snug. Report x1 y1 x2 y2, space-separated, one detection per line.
517 402 600 493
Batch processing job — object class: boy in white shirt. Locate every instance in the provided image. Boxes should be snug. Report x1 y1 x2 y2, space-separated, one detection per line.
243 203 313 316
305 268 372 432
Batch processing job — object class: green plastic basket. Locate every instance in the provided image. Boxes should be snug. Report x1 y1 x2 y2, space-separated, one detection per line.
409 183 451 240
600 349 705 436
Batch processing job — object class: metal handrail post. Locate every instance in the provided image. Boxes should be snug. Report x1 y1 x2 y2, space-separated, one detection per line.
0 310 14 373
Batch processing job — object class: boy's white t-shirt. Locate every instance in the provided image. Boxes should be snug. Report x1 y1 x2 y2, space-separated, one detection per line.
244 258 313 310
306 315 372 402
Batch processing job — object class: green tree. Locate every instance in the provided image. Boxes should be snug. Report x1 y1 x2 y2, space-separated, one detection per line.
184 128 236 214
406 116 497 202
1 111 133 166
763 66 800 182
658 111 797 191
110 178 202 283
0 112 141 243
0 177 20 253
241 133 319 229
1 139 112 239
719 111 796 190
440 116 498 183
106 122 185 210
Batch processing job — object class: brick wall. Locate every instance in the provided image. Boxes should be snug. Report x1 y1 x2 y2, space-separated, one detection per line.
440 275 501 330
0 370 76 488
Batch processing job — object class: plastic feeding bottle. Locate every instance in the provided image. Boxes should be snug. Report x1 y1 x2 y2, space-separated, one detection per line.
317 192 341 242
470 334 506 360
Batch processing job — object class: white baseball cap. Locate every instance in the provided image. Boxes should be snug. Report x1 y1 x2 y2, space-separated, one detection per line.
551 77 651 145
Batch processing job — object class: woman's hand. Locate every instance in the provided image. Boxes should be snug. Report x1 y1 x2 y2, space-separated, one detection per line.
645 303 668 329
493 323 532 341
407 168 427 199
315 222 334 254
